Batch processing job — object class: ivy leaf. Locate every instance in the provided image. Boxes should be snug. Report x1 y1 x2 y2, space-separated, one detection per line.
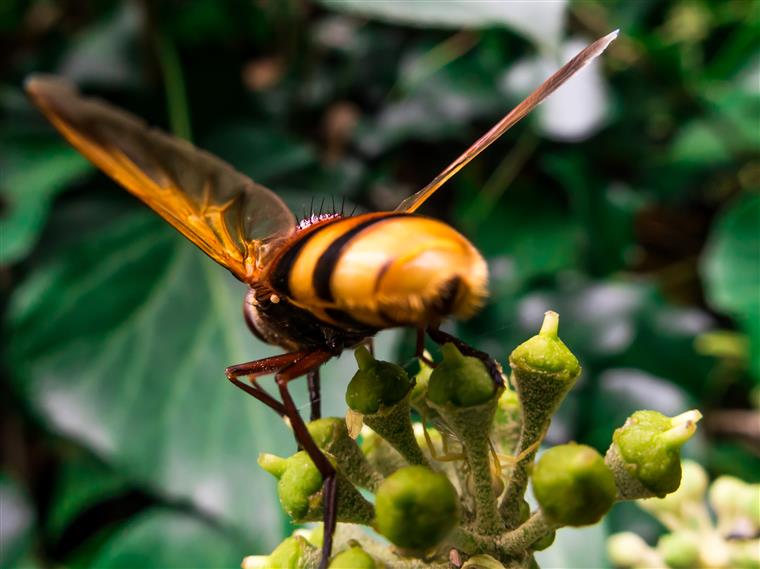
6 211 291 547
0 130 91 264
88 508 247 568
701 194 760 380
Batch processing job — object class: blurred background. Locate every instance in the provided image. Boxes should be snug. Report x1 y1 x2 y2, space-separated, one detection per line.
1 1 758 567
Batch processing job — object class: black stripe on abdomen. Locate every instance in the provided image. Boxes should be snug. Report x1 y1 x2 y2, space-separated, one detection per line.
312 213 409 302
270 220 339 296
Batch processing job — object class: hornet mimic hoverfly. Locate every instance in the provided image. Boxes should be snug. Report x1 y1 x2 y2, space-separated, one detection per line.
26 30 618 568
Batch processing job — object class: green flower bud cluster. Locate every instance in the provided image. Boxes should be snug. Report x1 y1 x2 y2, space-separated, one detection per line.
248 311 704 569
608 460 760 569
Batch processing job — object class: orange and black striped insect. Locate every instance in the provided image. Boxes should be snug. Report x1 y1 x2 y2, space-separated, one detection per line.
26 30 617 568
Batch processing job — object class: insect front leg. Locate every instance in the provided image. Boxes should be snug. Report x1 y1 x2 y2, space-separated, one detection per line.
426 327 505 387
225 352 308 417
226 349 337 569
275 350 336 569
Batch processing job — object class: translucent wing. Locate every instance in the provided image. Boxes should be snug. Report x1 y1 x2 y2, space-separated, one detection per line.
396 30 619 213
25 75 297 282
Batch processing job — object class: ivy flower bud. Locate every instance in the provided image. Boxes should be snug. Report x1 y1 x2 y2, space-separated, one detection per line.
329 544 376 569
509 311 581 418
461 554 505 569
263 535 317 569
657 532 699 569
427 343 496 407
258 451 374 524
375 465 459 552
709 475 760 531
606 410 702 499
606 532 652 568
346 346 414 414
531 443 616 526
500 312 581 526
531 530 556 551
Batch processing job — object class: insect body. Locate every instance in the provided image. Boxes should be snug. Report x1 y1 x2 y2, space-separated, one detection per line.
255 211 487 345
26 30 617 569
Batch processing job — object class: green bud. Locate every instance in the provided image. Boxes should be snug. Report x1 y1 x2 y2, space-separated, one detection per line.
710 476 760 528
306 525 323 547
427 343 496 407
266 536 316 569
657 532 699 569
426 346 504 534
375 465 459 551
346 346 413 414
531 443 616 526
606 532 651 568
510 311 581 384
461 554 506 569
329 545 376 569
500 312 581 527
607 410 702 499
260 451 374 524
531 530 556 551
270 451 324 521
639 459 708 516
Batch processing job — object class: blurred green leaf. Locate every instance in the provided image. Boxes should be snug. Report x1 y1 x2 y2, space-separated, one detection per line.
88 508 246 569
203 124 315 184
701 194 760 380
318 0 568 49
0 476 36 569
0 131 91 264
47 454 129 540
6 212 290 549
464 194 582 287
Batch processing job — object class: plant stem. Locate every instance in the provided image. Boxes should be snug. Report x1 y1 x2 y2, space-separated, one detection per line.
364 399 431 468
155 32 192 141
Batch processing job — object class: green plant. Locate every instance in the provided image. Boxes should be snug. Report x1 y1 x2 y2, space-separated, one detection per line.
608 460 760 569
247 312 701 568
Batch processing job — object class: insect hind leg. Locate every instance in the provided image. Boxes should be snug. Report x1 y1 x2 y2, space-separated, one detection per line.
426 327 505 387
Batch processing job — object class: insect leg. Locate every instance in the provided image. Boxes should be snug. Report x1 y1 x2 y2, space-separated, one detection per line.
225 352 309 417
426 327 505 387
415 327 436 368
276 350 336 569
306 368 321 421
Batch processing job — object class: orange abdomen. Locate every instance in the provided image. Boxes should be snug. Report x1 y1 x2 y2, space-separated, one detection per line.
266 213 488 329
